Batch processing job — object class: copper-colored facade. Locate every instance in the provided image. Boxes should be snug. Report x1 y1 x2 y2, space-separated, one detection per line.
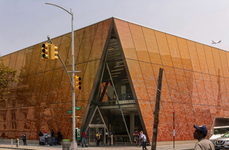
0 17 228 142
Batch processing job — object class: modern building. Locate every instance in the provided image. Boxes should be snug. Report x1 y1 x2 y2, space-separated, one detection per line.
0 17 228 144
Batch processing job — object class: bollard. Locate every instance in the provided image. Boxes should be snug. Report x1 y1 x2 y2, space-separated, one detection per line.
11 139 13 147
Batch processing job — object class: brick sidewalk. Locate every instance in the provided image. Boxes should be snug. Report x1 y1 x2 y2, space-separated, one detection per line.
0 142 195 150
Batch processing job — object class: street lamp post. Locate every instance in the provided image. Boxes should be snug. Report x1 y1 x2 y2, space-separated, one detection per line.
45 3 77 149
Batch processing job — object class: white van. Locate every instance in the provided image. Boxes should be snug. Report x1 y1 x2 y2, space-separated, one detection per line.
209 126 229 142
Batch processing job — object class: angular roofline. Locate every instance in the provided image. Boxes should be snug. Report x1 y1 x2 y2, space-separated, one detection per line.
2 16 228 57
1 17 114 57
112 16 229 53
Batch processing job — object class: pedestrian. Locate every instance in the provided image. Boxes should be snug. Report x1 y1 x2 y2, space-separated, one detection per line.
44 131 49 146
51 129 54 137
138 133 142 147
22 131 27 145
39 131 44 145
54 132 58 145
133 130 139 145
16 139 19 147
81 129 87 147
107 131 113 145
96 131 100 146
193 125 215 150
110 131 113 145
51 129 55 145
139 131 147 150
57 132 63 145
39 131 43 137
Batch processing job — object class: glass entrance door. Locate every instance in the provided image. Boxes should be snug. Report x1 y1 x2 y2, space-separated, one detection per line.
88 125 106 145
88 127 96 145
98 127 105 144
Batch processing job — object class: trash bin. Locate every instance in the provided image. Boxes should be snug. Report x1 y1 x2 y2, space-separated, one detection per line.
62 139 71 150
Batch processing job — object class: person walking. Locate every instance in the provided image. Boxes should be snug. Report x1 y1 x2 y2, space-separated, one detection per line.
193 125 215 150
22 131 27 145
81 129 87 147
139 131 147 150
96 131 100 146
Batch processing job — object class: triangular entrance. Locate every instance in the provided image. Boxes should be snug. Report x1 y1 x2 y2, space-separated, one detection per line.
82 19 144 145
89 107 107 126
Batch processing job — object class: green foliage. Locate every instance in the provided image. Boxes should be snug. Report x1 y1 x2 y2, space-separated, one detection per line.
0 62 17 101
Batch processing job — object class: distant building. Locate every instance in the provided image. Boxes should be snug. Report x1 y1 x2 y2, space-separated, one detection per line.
0 17 227 144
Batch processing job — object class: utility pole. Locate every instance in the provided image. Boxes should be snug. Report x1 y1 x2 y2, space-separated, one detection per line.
151 68 163 150
45 3 79 149
173 112 175 149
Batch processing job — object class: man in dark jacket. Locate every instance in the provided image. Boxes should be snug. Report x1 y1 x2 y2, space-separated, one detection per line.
22 131 27 145
57 132 63 145
39 131 43 137
51 129 54 137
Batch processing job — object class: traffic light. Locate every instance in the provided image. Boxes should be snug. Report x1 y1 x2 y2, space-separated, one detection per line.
75 76 81 91
50 44 58 60
41 43 50 60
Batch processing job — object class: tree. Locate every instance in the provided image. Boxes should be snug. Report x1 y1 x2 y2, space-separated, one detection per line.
0 62 17 101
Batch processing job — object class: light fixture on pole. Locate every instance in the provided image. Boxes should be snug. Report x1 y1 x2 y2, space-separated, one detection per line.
45 3 77 149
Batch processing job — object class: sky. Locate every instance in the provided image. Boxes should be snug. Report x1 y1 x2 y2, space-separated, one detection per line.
0 0 229 56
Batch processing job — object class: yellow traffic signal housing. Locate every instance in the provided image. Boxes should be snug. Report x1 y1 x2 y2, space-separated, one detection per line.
75 76 81 91
69 116 82 123
41 43 50 60
50 44 58 60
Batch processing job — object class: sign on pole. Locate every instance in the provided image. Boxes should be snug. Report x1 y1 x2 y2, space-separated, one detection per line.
68 107 81 113
75 107 81 110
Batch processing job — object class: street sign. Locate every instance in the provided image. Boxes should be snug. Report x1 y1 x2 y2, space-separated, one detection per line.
67 107 81 113
68 107 81 113
75 107 81 110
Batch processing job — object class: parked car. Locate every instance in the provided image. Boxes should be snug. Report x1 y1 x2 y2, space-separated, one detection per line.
214 132 229 149
210 126 229 142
